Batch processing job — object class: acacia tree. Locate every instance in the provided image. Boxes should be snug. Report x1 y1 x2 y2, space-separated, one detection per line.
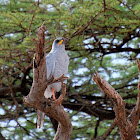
0 0 140 139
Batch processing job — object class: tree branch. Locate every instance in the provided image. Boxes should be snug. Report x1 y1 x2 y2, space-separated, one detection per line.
93 68 139 140
128 59 140 131
0 132 6 140
117 0 140 20
0 85 21 95
23 22 72 140
101 120 117 140
93 119 101 139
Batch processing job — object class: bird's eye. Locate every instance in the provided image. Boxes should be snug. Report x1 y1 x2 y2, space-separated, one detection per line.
55 40 59 43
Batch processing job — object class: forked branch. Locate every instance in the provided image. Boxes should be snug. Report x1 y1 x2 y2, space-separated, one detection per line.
93 59 140 140
23 22 72 140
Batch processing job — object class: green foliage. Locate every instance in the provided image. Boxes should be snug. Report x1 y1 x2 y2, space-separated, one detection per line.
0 0 140 139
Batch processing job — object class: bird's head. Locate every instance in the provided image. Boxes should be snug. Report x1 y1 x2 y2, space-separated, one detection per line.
52 37 65 50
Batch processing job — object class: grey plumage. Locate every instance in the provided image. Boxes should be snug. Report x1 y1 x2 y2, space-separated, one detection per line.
36 37 69 128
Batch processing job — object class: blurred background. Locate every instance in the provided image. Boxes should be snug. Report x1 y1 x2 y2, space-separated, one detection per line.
0 0 140 139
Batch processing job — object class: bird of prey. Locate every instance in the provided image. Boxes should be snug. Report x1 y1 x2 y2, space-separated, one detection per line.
37 37 69 128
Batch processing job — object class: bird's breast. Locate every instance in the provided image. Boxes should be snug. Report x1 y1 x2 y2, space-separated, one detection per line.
53 51 69 77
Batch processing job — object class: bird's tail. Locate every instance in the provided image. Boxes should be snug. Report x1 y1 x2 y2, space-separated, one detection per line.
36 110 45 129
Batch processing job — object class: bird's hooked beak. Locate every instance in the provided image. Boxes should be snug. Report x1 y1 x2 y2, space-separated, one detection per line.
58 40 64 45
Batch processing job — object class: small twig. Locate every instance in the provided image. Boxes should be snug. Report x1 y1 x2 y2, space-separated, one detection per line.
71 11 103 38
117 0 140 20
27 0 40 35
101 120 117 140
8 80 19 117
93 119 101 139
103 0 106 16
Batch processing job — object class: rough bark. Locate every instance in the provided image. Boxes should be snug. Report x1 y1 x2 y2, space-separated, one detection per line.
23 22 72 140
93 58 140 140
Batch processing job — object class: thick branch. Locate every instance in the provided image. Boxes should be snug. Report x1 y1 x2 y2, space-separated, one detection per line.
24 83 72 140
93 71 126 121
93 71 138 140
23 23 72 140
128 59 140 131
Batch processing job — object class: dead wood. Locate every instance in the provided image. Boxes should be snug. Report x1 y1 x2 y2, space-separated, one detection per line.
23 22 72 140
93 59 140 140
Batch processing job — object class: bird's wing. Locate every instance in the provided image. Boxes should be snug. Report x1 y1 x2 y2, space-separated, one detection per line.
36 54 56 128
46 52 56 80
36 110 45 128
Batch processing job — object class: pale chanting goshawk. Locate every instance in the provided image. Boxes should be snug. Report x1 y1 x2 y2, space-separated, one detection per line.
36 37 69 128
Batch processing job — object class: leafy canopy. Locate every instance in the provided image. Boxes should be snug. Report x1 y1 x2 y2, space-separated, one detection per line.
0 0 140 139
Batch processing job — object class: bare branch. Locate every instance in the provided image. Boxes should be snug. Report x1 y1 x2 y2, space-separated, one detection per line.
128 59 140 131
23 23 72 140
117 0 140 20
24 83 72 140
93 119 101 139
102 120 117 140
0 85 21 95
103 0 106 16
93 71 138 140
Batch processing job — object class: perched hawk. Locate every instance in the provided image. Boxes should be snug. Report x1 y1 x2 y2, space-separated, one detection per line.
37 37 69 128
